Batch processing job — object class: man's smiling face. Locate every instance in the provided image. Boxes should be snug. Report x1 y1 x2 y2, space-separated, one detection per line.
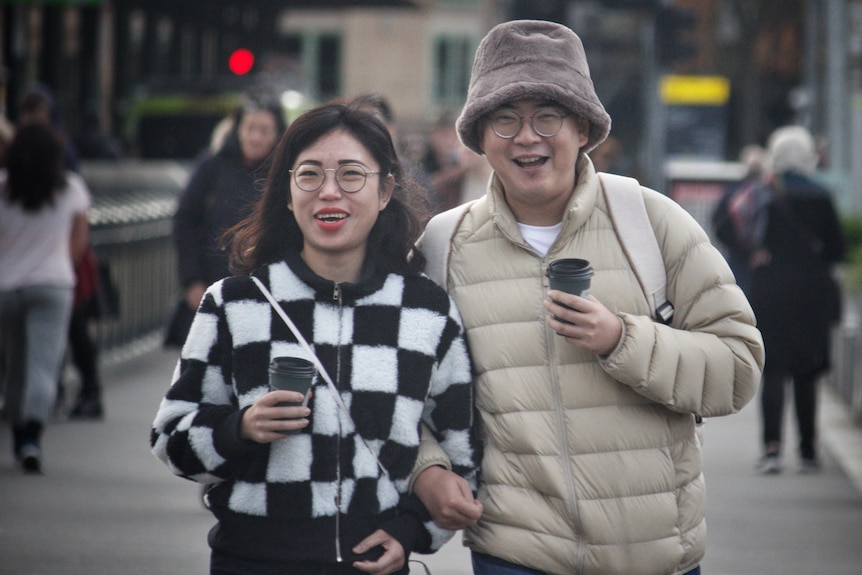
479 98 589 223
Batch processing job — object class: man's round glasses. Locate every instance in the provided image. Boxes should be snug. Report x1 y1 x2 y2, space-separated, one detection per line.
289 164 382 193
489 110 570 139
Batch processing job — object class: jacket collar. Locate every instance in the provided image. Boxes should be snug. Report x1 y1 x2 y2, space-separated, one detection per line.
273 251 388 302
486 155 601 256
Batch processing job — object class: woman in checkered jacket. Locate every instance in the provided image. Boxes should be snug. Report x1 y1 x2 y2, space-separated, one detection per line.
151 102 480 575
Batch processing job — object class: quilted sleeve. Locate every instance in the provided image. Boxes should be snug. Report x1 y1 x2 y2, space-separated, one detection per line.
600 188 765 417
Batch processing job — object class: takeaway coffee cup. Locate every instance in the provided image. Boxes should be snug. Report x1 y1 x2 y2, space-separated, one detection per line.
547 259 594 323
269 356 316 434
547 258 593 298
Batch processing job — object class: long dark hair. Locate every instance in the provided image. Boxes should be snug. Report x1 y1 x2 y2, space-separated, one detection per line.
228 102 429 276
4 123 67 212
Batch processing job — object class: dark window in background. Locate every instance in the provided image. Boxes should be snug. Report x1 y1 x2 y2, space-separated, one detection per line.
433 35 472 109
434 39 449 101
318 35 341 100
283 35 301 59
280 32 341 101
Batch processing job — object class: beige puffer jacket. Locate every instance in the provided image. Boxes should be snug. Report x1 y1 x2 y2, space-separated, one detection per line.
418 159 764 575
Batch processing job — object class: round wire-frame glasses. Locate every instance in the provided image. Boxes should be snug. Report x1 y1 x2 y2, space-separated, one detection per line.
289 164 382 193
489 110 571 139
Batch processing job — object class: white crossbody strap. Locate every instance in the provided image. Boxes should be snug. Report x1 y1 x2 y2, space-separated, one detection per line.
251 276 389 478
599 172 673 324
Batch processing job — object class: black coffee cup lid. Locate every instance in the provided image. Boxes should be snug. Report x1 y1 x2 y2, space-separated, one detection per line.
547 258 593 277
270 356 316 376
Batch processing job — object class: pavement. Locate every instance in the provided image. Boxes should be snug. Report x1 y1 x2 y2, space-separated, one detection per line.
1 346 862 575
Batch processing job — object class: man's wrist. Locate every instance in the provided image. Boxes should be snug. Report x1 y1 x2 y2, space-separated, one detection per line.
411 464 449 494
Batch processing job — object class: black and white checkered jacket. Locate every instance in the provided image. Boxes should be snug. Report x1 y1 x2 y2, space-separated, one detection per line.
151 254 478 564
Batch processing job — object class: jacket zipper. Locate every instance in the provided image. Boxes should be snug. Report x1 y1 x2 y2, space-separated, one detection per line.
333 282 344 563
543 262 586 574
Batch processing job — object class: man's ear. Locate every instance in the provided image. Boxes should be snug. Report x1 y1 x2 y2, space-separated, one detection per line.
577 117 590 149
477 118 487 154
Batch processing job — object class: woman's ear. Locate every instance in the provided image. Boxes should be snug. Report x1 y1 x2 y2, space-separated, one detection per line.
378 174 395 210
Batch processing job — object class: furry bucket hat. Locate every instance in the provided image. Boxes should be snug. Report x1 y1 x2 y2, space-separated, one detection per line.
456 20 611 155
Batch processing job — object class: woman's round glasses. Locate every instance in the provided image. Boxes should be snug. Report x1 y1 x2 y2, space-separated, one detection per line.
289 164 382 193
489 110 570 139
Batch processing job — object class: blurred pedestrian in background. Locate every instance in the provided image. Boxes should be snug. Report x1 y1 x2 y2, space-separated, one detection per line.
415 107 492 210
454 143 492 205
419 108 468 214
16 82 105 419
0 113 13 168
589 135 627 175
75 107 123 160
711 144 768 293
350 93 399 146
66 105 122 420
0 115 12 405
17 82 79 171
747 126 846 474
165 89 287 348
335 93 422 182
0 123 90 473
151 102 478 575
63 244 107 419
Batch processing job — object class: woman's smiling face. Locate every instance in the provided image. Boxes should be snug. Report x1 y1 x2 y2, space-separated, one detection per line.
287 129 392 271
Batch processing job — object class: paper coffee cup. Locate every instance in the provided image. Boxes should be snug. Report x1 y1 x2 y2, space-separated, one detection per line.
547 258 593 298
269 356 316 435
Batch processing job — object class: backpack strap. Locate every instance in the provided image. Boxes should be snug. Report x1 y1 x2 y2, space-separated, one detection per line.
421 201 475 291
599 172 674 324
422 177 673 323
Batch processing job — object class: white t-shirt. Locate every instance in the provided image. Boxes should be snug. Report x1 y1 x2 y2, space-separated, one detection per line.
0 171 91 290
517 221 562 257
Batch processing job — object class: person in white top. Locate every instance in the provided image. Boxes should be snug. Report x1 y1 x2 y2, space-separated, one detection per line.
0 123 90 474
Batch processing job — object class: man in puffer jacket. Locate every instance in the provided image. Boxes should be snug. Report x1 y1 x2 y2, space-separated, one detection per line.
410 20 765 575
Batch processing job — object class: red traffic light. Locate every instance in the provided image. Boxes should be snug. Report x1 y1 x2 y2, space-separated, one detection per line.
228 48 254 75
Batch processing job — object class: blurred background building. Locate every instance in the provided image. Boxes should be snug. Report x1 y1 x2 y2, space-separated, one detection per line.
0 0 860 205
4 0 862 421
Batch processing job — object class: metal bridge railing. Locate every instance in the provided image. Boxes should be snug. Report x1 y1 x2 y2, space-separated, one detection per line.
829 294 862 422
81 160 190 362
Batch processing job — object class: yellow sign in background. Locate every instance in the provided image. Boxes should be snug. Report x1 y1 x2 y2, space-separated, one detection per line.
660 75 730 106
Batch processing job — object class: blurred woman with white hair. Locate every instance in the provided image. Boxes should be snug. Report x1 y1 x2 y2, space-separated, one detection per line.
749 125 846 474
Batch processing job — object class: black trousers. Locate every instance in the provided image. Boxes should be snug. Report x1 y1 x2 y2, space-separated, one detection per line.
67 307 100 399
210 551 409 575
760 368 818 459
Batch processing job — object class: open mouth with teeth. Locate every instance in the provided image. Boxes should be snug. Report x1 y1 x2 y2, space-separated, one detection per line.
316 213 347 223
314 210 349 231
514 156 547 168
